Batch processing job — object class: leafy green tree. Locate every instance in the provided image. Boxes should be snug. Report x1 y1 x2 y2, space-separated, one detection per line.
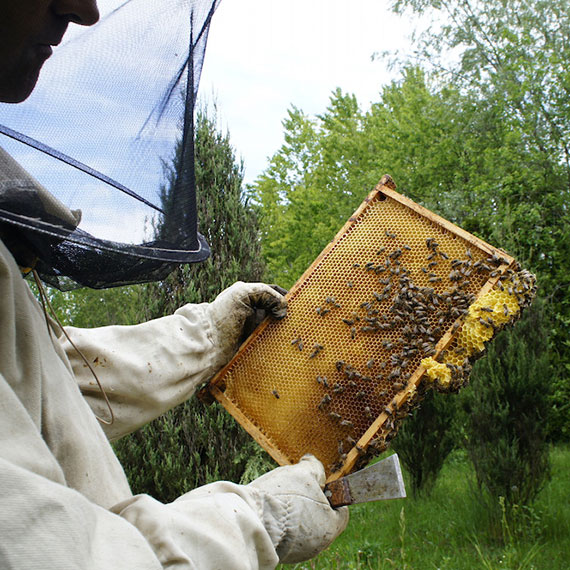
390 0 570 441
113 107 275 502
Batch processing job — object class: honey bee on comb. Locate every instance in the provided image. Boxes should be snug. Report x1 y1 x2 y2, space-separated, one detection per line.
204 176 536 482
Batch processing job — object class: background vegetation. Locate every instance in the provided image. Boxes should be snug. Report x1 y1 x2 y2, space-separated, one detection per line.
39 0 569 565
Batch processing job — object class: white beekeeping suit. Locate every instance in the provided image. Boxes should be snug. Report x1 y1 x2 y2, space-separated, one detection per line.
0 147 348 569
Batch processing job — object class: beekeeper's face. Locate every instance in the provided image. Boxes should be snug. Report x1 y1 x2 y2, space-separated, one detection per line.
0 0 99 103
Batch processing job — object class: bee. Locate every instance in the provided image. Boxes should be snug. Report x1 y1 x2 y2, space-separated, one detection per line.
316 376 323 384
272 390 280 399
403 244 412 250
309 344 323 358
348 380 358 388
291 337 300 345
347 281 354 288
439 251 449 260
384 406 393 416
388 368 401 380
390 249 402 259
356 390 366 400
466 248 472 259
336 360 346 371
337 440 345 455
353 263 361 268
377 247 386 255
318 394 331 409
332 383 345 394
365 406 374 419
326 296 336 304
429 276 442 283
340 419 354 428
366 358 375 369
479 318 491 328
378 390 388 398
298 341 303 351
329 412 342 421
481 306 493 313
356 445 366 456
393 382 405 390
322 376 329 388
452 321 461 332
350 327 357 339
503 304 509 316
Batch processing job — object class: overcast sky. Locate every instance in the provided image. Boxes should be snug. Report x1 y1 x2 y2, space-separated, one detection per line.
199 0 416 184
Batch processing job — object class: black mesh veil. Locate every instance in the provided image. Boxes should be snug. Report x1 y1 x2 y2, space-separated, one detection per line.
0 0 221 289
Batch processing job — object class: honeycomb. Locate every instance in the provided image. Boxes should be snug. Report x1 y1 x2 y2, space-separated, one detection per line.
422 271 535 389
206 175 536 481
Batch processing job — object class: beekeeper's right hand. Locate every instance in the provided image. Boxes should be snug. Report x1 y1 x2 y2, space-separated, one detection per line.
247 454 349 564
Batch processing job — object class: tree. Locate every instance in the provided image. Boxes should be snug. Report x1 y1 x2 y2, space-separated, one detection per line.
390 0 570 440
113 107 275 502
391 390 457 497
458 301 551 522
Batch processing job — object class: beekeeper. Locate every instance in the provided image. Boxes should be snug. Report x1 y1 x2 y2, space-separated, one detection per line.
0 1 348 568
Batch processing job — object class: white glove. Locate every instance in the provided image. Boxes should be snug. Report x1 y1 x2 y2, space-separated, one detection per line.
248 455 349 564
207 281 287 365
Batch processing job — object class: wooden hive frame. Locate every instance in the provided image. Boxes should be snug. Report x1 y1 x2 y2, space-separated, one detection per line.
204 175 519 482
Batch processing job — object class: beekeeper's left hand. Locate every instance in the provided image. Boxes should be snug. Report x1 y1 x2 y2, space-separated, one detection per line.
207 281 287 365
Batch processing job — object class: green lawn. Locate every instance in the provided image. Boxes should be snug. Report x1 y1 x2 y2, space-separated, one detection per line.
281 445 570 569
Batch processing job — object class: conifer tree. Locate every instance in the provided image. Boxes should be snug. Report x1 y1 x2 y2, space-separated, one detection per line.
392 390 456 497
459 301 551 517
113 107 275 502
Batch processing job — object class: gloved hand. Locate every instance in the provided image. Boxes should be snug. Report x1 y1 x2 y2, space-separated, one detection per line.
248 455 349 564
208 281 287 365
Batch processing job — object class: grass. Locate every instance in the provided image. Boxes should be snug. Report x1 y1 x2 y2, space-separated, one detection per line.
280 444 570 569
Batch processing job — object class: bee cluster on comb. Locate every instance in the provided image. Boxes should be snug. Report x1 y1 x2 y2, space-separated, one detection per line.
205 176 536 481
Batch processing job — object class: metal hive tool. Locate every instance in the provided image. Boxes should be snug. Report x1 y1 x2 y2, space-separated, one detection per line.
204 175 536 482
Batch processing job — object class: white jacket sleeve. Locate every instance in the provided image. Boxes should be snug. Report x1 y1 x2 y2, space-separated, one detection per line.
62 302 224 440
62 282 287 441
0 239 282 569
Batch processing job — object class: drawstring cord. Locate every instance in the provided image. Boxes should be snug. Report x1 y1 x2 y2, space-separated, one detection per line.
32 270 115 425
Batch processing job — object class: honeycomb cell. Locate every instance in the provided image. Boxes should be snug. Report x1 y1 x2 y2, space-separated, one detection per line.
207 180 536 479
